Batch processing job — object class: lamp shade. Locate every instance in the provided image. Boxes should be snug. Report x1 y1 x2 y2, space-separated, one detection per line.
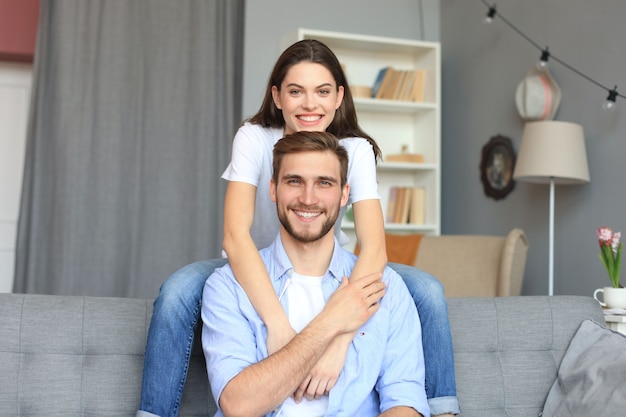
513 121 590 185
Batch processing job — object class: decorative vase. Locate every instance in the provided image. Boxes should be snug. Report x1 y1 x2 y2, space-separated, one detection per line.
593 287 626 309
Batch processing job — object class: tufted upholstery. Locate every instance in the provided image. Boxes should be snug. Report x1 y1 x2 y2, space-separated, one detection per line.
448 296 604 417
0 294 212 417
0 293 603 416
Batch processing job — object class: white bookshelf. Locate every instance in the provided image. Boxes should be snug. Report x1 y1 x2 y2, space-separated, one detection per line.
288 29 441 242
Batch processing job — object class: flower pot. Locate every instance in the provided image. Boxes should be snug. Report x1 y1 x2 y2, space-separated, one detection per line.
593 287 626 309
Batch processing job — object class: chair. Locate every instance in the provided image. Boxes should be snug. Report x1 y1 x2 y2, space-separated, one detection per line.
385 228 528 297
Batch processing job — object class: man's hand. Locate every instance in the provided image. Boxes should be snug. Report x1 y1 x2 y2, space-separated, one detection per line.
322 271 385 334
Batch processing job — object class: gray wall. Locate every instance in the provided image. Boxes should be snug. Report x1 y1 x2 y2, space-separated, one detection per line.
243 0 440 119
441 0 626 296
243 0 626 298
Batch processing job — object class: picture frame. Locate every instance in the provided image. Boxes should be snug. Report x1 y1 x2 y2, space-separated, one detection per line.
480 135 516 200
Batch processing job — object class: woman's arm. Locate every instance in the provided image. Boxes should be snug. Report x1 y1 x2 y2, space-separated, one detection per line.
297 198 387 400
222 180 295 354
349 198 388 281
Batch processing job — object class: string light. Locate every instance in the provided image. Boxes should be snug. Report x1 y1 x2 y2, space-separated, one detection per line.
603 86 619 111
480 0 625 110
537 48 550 69
484 5 496 23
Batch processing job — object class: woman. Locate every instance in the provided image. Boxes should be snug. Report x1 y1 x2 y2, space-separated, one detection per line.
137 39 459 417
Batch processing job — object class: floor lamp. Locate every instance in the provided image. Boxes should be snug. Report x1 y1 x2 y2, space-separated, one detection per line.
513 121 590 296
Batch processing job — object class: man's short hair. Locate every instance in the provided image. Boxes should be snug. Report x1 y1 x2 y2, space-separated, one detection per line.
272 131 348 187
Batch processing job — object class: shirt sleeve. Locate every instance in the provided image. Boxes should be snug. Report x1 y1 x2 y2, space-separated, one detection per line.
221 124 265 186
376 270 430 416
201 266 264 405
341 138 381 203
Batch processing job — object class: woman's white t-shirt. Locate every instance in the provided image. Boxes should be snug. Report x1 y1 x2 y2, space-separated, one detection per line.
221 122 380 249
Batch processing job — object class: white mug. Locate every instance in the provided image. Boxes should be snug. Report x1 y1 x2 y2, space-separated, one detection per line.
593 287 626 309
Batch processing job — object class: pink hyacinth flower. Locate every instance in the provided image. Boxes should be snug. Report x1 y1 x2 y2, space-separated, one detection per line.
612 232 622 254
597 226 613 245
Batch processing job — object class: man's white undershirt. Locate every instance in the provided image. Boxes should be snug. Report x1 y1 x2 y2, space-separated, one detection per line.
278 272 329 417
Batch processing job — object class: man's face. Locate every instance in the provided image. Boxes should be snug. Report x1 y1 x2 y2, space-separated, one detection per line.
271 150 348 243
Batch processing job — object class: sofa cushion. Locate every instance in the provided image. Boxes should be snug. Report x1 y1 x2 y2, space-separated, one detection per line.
541 319 626 416
0 294 213 417
0 293 603 417
447 296 604 417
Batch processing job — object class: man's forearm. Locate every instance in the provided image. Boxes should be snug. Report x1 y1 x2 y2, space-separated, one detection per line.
379 406 422 417
219 316 339 417
218 274 384 417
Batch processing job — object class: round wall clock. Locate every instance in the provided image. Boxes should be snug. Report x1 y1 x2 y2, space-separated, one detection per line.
480 135 516 200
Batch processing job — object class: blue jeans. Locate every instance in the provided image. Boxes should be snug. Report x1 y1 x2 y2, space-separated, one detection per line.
137 259 459 417
388 262 460 416
137 258 228 417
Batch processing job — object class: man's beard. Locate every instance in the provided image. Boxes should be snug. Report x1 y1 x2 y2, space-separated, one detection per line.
278 205 338 243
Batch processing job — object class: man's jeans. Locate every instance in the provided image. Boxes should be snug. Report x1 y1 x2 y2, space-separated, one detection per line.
137 259 460 417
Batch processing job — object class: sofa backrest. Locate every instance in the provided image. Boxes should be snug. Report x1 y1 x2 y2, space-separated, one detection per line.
448 295 604 417
0 293 212 417
0 293 603 417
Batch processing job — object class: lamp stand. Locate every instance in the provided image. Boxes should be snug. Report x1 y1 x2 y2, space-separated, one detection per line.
548 177 555 296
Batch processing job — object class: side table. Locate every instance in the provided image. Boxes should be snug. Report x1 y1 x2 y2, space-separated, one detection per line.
604 314 626 335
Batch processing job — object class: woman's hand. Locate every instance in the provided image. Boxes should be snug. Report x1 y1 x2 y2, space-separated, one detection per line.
293 332 351 402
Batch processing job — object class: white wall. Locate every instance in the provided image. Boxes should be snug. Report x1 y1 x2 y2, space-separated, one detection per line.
0 62 31 293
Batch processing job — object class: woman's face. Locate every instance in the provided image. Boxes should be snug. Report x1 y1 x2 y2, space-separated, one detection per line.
272 62 344 135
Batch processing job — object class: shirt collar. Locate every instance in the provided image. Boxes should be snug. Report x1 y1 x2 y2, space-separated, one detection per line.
265 232 347 284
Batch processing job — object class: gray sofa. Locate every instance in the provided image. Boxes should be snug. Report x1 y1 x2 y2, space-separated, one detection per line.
0 293 604 417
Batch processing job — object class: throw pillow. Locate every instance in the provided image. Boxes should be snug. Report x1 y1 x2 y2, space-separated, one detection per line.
541 319 626 416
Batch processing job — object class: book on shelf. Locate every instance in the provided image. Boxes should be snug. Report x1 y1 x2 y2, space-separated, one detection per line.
397 70 415 101
408 69 426 102
392 70 409 100
372 67 426 102
381 69 402 100
392 187 406 223
409 187 425 225
398 187 412 224
386 186 425 224
385 186 399 223
374 67 395 99
371 67 390 98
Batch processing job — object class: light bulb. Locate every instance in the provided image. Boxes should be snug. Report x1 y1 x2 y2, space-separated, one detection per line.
603 100 616 111
603 86 618 111
536 48 550 69
484 6 496 24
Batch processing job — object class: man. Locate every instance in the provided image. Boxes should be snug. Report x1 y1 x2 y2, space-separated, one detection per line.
201 131 428 417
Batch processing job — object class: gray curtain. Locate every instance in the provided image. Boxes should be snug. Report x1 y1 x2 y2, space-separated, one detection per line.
14 0 244 298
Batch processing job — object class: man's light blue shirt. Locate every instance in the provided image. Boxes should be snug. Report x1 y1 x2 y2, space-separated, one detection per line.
201 234 429 417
